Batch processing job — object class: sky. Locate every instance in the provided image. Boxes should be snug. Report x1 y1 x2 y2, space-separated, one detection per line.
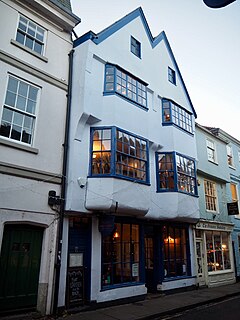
71 0 240 140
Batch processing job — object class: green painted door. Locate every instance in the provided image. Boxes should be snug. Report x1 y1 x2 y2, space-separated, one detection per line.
0 224 43 311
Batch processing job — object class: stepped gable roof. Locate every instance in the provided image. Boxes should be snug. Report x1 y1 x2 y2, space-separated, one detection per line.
73 7 197 118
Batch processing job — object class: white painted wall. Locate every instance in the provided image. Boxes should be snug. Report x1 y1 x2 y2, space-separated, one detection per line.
0 0 72 81
66 15 199 222
0 0 79 315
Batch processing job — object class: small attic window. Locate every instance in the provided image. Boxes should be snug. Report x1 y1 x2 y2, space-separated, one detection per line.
168 67 176 85
131 36 141 58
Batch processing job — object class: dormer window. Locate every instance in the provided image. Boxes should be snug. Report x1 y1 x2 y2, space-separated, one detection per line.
131 36 141 58
168 67 176 85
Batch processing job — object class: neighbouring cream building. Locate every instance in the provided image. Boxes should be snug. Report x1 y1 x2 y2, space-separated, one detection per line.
0 0 80 315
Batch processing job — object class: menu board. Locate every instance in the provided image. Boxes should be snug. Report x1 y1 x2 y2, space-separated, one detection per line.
67 267 84 306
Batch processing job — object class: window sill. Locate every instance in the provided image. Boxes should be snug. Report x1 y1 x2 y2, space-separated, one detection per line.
228 165 236 170
208 269 234 275
88 174 150 186
101 281 144 291
10 39 48 63
156 190 198 197
0 137 39 154
103 91 148 111
162 122 194 136
208 159 218 165
206 210 219 214
163 275 195 282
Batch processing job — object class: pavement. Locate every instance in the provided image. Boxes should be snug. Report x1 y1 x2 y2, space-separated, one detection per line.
1 282 240 320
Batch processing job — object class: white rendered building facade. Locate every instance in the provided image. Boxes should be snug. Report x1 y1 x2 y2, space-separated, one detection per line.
59 8 200 308
0 0 80 315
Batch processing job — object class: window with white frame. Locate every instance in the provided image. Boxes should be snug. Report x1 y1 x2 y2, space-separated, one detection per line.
227 145 234 166
206 231 231 272
204 180 218 212
0 75 39 145
238 150 240 162
230 183 238 202
206 139 217 163
230 182 239 216
168 67 176 85
104 64 147 108
131 36 141 58
16 15 45 55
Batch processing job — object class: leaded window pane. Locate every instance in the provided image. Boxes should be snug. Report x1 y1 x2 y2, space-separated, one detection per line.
157 152 196 195
104 64 147 108
162 99 193 134
102 223 140 286
91 127 148 183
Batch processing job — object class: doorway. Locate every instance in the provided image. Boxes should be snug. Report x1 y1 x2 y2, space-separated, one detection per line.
67 217 91 307
144 225 162 292
196 239 206 287
0 224 43 311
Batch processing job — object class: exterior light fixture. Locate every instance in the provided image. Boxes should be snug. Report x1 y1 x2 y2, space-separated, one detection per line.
203 0 236 8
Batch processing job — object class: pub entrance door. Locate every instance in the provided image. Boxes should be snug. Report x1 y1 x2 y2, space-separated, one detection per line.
0 224 43 311
144 225 162 292
67 217 91 307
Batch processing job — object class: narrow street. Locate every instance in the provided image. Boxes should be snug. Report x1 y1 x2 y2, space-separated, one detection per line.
157 296 240 320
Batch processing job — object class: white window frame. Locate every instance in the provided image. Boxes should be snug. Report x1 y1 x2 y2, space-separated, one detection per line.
206 138 217 163
204 179 218 212
0 74 39 146
15 15 46 56
227 144 234 167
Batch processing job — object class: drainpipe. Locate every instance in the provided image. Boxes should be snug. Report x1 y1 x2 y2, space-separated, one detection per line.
53 49 74 315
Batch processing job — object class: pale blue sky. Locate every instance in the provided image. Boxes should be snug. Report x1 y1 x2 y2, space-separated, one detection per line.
71 0 240 140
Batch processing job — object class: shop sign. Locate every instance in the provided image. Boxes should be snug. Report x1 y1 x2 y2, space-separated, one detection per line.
227 202 239 216
196 221 233 232
69 253 83 267
98 215 115 236
132 263 139 277
67 267 84 306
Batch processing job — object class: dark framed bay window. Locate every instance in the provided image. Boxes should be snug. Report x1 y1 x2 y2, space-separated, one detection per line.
102 222 140 287
162 99 193 134
104 64 147 109
90 127 149 184
156 152 197 196
163 225 190 278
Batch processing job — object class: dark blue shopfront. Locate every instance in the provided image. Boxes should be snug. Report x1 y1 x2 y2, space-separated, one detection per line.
67 215 192 307
99 217 192 293
67 217 91 306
